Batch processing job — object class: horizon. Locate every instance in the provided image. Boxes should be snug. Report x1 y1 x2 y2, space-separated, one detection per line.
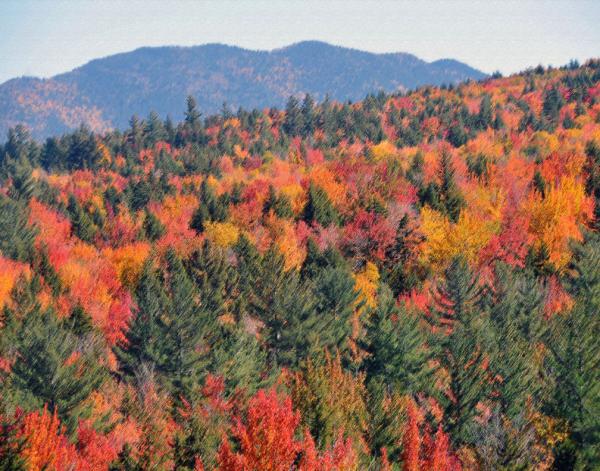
2 40 489 85
2 0 599 84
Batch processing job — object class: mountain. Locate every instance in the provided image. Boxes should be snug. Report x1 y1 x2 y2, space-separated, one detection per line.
0 41 486 139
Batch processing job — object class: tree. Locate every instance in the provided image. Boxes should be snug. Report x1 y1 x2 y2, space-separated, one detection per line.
162 249 216 398
145 110 167 146
114 260 170 382
282 96 303 136
0 195 36 262
437 149 465 223
8 309 106 433
429 256 491 446
303 183 339 227
67 194 97 243
218 389 302 471
0 413 26 471
487 263 546 420
361 284 436 397
143 209 165 241
544 233 600 468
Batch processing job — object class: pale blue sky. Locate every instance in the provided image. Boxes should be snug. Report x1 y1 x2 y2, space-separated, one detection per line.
1 0 598 84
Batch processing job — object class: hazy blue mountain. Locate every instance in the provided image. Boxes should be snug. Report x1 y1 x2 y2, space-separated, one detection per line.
0 41 486 139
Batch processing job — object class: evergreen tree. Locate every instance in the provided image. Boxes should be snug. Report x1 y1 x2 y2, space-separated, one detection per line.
310 265 359 360
64 303 94 337
211 326 269 397
109 444 142 471
143 208 165 242
187 240 234 318
0 195 37 262
438 149 465 223
114 261 170 381
8 308 105 434
144 111 167 146
67 194 97 243
163 249 216 398
487 264 546 420
303 183 339 227
429 256 491 446
361 284 436 397
544 233 600 468
0 414 26 471
283 95 303 136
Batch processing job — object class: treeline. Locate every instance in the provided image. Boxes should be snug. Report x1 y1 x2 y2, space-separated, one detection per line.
0 60 599 470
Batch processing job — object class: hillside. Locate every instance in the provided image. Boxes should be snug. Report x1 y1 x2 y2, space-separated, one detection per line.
0 60 599 469
0 41 486 139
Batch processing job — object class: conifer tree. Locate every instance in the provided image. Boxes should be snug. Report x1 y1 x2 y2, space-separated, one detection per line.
114 260 170 381
544 233 600 468
163 249 216 398
430 256 490 446
143 208 165 242
67 194 97 243
0 195 36 262
362 284 436 397
487 263 546 419
8 309 105 434
303 183 339 227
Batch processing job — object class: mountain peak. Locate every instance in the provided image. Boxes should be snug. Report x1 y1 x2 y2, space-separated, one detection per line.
0 42 486 139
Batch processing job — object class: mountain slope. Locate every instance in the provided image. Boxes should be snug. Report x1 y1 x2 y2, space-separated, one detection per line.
0 41 486 139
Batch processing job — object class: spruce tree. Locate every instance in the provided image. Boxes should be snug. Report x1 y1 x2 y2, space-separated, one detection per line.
310 265 359 360
8 309 105 433
430 256 491 446
114 261 170 382
362 284 436 397
303 183 339 227
143 208 165 242
487 263 546 419
544 233 600 468
163 249 216 398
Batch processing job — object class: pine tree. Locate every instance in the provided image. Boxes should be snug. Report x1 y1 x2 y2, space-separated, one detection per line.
362 284 436 397
544 233 600 468
438 149 465 223
487 263 546 420
109 444 142 471
211 326 269 398
67 194 97 243
187 240 233 318
429 256 491 446
0 195 37 262
143 208 165 241
303 183 339 227
310 265 359 360
283 95 303 136
0 414 26 471
8 308 105 434
145 111 167 146
163 249 216 398
114 260 170 382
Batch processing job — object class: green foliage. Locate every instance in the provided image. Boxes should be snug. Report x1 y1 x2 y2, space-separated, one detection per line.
303 183 339 227
7 307 106 434
143 208 165 241
544 233 600 468
430 256 491 446
0 195 36 262
114 260 170 381
361 284 435 397
67 194 97 243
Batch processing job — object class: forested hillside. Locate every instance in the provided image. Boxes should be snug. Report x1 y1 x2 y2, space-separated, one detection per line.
0 41 485 139
0 60 599 470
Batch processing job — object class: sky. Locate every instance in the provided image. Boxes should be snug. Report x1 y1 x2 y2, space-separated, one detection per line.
1 0 599 84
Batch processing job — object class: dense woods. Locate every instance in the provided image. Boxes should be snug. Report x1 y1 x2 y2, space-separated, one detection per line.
0 60 599 470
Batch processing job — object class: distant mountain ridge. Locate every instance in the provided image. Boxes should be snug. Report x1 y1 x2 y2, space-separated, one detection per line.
0 41 487 139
